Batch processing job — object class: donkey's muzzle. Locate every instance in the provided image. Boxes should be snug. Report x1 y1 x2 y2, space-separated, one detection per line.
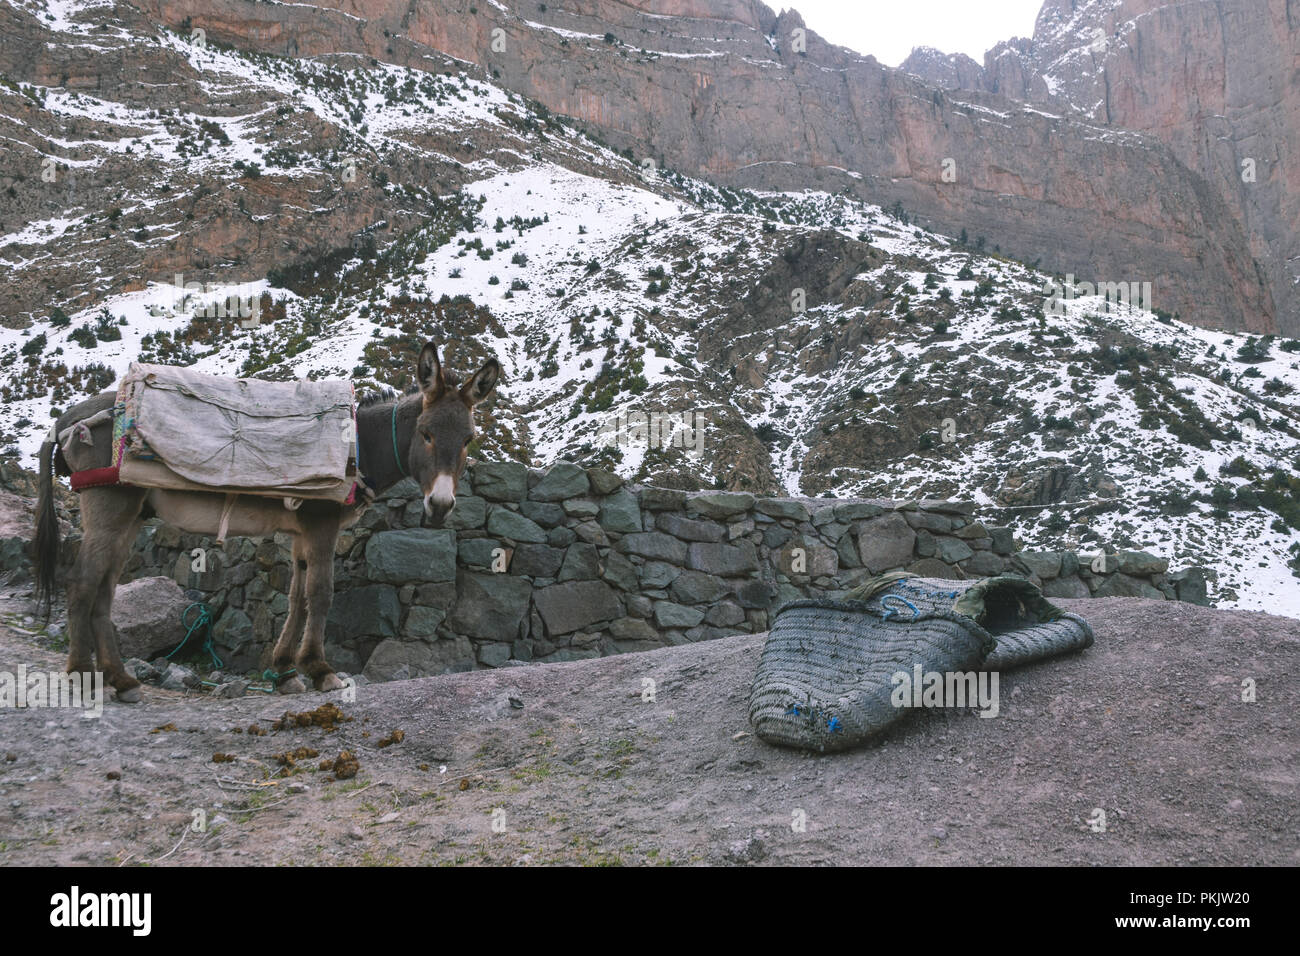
422 499 453 528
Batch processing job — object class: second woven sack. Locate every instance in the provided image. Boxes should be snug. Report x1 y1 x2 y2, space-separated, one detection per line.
748 572 1094 752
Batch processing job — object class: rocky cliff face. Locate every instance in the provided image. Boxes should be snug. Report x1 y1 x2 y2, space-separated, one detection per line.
116 0 1280 332
929 0 1300 334
901 46 987 91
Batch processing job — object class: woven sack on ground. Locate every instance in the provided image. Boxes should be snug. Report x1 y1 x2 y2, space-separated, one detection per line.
748 572 1095 753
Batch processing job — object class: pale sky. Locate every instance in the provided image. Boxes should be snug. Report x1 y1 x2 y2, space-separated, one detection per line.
785 0 1046 67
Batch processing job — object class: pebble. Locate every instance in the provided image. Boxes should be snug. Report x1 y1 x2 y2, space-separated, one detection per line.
931 826 948 841
349 826 365 840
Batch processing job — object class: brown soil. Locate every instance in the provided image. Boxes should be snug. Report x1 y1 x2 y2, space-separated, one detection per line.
0 587 1295 866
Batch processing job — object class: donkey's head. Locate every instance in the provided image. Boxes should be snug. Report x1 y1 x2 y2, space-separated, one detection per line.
411 342 500 527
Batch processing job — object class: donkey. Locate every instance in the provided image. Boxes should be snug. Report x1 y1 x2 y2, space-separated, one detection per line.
33 342 500 702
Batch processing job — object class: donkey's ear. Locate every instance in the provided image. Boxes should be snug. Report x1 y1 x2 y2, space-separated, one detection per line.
461 358 501 406
417 342 444 403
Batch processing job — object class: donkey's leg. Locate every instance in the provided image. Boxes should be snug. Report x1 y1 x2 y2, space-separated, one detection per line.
64 538 98 677
272 536 308 695
75 487 146 701
296 519 344 692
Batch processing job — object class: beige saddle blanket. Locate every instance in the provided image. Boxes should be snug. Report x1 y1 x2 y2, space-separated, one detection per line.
114 363 357 504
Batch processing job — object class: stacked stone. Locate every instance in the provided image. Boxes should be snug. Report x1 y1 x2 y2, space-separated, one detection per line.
114 461 1210 681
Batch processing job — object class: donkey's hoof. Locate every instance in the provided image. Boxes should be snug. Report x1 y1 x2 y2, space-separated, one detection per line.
314 673 345 693
276 676 307 695
115 685 142 704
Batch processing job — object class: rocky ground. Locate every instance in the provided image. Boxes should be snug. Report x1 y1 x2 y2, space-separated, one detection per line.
0 584 1295 866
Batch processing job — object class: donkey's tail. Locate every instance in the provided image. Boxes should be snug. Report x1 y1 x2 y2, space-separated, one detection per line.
34 431 61 619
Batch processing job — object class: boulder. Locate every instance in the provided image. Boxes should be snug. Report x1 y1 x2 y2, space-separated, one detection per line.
572 520 610 546
110 576 191 660
1094 574 1166 600
656 512 725 542
704 601 746 627
1042 576 1092 599
754 499 809 521
528 462 590 501
1118 551 1169 576
326 585 401 642
685 491 755 518
601 550 639 591
478 643 513 668
210 607 254 656
669 570 729 604
640 561 682 589
687 541 758 575
810 507 838 527
448 572 532 640
1168 567 1210 606
403 605 446 640
546 526 577 548
562 498 600 519
904 511 955 532
736 579 775 609
159 662 200 691
989 527 1016 554
963 551 1009 576
471 462 528 502
485 507 548 543
365 529 457 583
1017 551 1062 580
511 543 565 578
905 558 964 579
833 502 884 522
618 532 688 565
763 524 793 549
363 635 475 681
597 488 642 533
459 538 505 569
639 487 687 511
587 467 624 495
653 601 706 629
443 495 487 530
534 580 623 635
919 500 977 515
857 513 916 573
934 536 974 565
558 543 601 582
520 500 567 528
835 532 861 568
608 618 661 645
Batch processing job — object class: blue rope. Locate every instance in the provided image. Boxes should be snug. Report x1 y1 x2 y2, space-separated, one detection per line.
168 603 223 671
880 595 920 621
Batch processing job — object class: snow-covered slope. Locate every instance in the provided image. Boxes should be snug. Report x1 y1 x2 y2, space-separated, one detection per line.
2 2 1298 616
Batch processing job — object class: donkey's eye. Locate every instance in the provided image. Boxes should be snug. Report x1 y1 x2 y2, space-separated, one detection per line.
421 430 433 444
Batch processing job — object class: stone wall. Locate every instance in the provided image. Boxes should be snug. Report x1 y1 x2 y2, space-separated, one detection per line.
114 461 1209 680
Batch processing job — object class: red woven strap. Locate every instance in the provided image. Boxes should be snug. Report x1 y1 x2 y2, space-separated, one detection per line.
69 466 123 491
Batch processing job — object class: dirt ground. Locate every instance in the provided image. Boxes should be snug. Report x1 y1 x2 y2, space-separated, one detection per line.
0 585 1296 866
